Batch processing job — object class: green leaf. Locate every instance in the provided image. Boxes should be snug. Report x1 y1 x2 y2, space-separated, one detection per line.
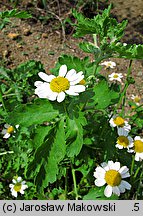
0 9 32 19
7 99 64 127
66 112 86 157
111 43 143 59
27 119 66 192
83 187 118 200
91 80 119 109
51 54 90 76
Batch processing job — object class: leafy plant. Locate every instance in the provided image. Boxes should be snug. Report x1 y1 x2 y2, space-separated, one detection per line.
0 4 143 200
0 9 32 29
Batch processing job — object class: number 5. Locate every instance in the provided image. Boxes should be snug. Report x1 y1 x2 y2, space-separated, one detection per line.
134 203 139 211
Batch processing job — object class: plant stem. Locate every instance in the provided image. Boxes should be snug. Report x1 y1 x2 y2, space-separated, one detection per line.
131 155 135 175
0 86 7 112
0 151 14 156
71 163 79 200
113 59 133 115
64 168 68 200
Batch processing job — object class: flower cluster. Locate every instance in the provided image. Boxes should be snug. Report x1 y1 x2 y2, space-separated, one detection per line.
109 115 143 161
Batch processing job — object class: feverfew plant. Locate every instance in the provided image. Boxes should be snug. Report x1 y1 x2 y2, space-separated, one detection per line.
0 4 143 200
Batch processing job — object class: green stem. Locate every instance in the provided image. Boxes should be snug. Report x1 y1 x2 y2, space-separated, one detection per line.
134 167 141 178
0 151 14 156
71 163 79 200
0 86 7 112
113 59 133 115
64 168 68 200
131 155 135 175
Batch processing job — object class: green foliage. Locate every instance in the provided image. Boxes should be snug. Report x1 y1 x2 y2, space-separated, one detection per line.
0 9 32 29
1 4 143 200
26 119 66 192
83 187 118 200
7 99 64 127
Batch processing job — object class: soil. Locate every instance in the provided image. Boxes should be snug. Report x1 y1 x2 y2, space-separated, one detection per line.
0 0 143 101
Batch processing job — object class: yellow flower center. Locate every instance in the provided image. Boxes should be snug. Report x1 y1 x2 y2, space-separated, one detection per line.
7 126 14 134
50 76 70 93
134 140 143 153
113 116 125 127
13 183 22 192
105 170 121 186
113 74 118 78
79 79 86 85
117 136 129 147
134 97 140 103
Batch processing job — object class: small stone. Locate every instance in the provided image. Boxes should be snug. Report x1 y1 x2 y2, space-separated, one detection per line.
23 28 31 36
7 33 20 40
137 71 143 77
42 33 48 38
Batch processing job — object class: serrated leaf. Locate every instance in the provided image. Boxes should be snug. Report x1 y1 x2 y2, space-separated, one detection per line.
27 119 66 192
91 80 119 109
66 113 86 157
7 99 64 127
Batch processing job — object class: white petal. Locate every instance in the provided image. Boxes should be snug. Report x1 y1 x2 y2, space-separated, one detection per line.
12 179 17 184
118 184 125 193
116 144 124 149
66 85 85 95
121 172 130 179
38 72 55 82
121 180 131 190
117 128 128 136
113 162 120 171
94 167 106 179
9 184 14 189
135 154 140 161
3 133 10 139
119 166 129 175
34 81 43 87
4 124 10 128
35 83 52 98
17 177 22 182
134 136 142 141
101 162 109 171
15 125 19 129
48 92 58 101
95 179 106 187
1 129 7 134
70 75 84 85
112 186 120 196
20 189 25 194
12 190 18 197
104 185 113 197
58 65 67 77
21 185 28 190
107 161 114 169
57 92 66 103
65 69 76 79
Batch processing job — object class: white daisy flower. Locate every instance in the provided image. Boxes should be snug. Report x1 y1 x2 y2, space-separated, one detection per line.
94 160 131 197
128 136 143 161
34 65 86 103
131 94 141 106
1 124 19 139
116 128 133 150
100 61 116 69
9 176 28 198
108 72 123 82
109 115 131 132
